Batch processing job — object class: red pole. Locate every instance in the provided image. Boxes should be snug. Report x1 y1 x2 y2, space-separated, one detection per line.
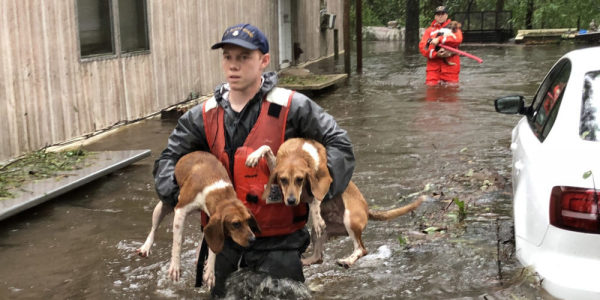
438 44 483 64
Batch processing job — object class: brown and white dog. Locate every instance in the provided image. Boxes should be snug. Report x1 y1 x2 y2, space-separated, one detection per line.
246 138 424 268
136 151 259 286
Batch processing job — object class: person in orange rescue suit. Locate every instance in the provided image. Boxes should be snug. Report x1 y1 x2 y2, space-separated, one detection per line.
419 6 463 86
152 23 355 298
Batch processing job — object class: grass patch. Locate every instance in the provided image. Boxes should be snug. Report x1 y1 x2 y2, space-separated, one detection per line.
0 149 92 199
278 74 329 85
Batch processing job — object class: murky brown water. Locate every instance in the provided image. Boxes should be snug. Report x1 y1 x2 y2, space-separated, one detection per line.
0 42 584 299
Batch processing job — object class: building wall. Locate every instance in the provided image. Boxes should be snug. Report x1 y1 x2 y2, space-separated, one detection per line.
295 0 344 63
0 0 344 162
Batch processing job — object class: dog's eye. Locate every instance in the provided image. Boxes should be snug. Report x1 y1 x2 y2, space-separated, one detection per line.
232 222 241 229
295 177 303 186
280 178 289 185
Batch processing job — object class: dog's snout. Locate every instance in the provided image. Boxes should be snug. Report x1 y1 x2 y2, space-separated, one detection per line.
286 197 296 206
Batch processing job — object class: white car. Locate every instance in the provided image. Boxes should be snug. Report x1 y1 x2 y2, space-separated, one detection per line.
495 46 600 299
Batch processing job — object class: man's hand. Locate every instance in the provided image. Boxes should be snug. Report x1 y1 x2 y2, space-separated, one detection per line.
437 48 452 58
431 37 440 46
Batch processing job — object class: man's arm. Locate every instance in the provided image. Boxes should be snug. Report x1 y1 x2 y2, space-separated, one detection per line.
419 27 437 58
419 27 445 60
153 105 209 205
286 93 355 199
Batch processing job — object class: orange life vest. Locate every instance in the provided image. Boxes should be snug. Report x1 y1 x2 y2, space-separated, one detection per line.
201 87 308 237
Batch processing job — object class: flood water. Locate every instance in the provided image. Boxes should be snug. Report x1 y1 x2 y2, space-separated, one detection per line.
0 42 586 299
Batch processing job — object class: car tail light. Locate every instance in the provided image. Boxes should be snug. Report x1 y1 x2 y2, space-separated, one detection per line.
550 186 600 233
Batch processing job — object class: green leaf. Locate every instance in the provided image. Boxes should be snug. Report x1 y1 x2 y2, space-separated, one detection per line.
453 197 464 210
398 235 408 246
424 226 439 234
454 198 466 222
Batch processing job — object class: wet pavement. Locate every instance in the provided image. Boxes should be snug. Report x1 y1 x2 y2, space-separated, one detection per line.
0 42 584 299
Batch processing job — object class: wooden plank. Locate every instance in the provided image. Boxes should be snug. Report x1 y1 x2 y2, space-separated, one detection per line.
149 0 166 110
40 0 61 144
12 0 31 152
66 0 91 136
54 1 74 140
0 0 16 160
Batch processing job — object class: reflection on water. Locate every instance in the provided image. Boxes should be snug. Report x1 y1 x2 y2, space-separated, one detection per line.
0 42 582 299
424 84 460 102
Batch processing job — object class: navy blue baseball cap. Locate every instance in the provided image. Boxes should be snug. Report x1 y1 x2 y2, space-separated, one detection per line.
435 6 448 14
211 24 269 54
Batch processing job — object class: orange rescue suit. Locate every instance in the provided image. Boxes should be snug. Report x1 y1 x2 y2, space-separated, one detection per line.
419 19 463 85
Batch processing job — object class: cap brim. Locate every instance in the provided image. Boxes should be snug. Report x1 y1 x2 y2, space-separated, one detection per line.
211 39 259 51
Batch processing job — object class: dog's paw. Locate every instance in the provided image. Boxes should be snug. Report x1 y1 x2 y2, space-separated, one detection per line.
136 241 153 257
168 261 181 281
336 259 352 269
202 264 215 288
245 150 263 167
136 247 150 257
301 256 323 266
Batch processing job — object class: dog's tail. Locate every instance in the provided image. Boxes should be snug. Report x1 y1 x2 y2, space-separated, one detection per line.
368 195 425 221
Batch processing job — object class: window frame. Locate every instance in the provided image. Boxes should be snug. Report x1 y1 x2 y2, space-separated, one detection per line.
75 0 150 62
117 0 150 54
527 58 571 142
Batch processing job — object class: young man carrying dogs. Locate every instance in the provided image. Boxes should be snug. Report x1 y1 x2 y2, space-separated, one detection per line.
152 23 354 297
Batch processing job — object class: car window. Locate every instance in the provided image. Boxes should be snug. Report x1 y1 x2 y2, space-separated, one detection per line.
528 59 571 141
580 70 600 141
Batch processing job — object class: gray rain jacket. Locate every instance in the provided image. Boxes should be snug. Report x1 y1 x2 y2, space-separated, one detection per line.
153 72 355 206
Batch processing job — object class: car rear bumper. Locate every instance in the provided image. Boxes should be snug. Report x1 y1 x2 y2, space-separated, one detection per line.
516 225 600 299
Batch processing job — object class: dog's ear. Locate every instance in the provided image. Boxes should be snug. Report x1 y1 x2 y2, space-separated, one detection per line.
204 214 225 253
307 168 333 200
246 207 261 234
263 169 282 204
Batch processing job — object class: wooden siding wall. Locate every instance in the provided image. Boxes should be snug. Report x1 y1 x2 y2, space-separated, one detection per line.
0 0 344 162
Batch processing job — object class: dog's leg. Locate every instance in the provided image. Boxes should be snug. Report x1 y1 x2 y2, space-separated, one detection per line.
203 249 216 289
137 201 173 257
308 198 326 239
245 145 276 171
336 209 368 268
301 227 325 266
168 207 187 281
192 212 204 265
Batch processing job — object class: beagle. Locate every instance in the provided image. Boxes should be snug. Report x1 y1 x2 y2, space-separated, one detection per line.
246 138 423 268
136 151 259 285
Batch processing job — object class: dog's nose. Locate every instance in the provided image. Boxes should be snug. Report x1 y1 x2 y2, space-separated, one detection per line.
248 235 256 244
286 197 296 205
